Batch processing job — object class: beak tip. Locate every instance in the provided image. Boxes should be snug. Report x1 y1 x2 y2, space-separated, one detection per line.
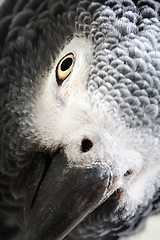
24 151 111 240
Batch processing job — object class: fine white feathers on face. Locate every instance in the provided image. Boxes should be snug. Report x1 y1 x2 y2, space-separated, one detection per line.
33 36 93 149
32 36 160 220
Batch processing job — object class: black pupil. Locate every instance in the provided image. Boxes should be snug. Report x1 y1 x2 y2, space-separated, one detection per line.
61 57 73 71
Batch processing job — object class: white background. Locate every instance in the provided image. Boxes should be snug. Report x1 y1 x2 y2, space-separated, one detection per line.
0 0 160 239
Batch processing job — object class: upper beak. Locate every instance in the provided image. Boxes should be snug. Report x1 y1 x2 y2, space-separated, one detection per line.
24 150 111 240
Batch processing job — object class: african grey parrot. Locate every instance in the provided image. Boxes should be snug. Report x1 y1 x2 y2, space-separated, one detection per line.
0 0 160 239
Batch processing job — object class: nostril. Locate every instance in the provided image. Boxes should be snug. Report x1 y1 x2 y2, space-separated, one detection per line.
81 139 93 153
124 169 133 177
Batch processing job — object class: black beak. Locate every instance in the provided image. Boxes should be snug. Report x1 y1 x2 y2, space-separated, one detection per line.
24 150 111 240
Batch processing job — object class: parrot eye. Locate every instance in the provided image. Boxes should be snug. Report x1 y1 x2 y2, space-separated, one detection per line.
56 53 74 86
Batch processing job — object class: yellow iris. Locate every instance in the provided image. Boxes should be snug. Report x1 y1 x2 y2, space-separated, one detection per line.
56 53 74 85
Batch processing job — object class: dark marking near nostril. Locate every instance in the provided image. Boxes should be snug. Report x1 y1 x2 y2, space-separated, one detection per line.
124 169 133 177
81 139 93 153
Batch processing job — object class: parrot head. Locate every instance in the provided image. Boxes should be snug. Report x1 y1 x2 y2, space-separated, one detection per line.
0 0 160 239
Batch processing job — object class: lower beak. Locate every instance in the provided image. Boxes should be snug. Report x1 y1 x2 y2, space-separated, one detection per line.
24 150 111 240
